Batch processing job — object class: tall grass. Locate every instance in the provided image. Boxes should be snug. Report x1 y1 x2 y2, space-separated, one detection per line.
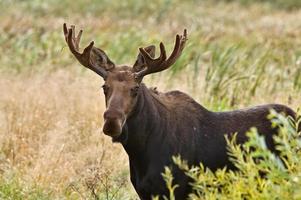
221 0 301 10
1 0 301 199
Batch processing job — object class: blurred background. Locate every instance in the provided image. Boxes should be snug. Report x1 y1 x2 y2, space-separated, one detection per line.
0 0 301 199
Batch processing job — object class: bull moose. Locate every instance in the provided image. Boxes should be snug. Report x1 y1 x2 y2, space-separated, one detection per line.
63 24 296 200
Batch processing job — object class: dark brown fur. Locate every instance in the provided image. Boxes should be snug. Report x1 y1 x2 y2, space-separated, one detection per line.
117 84 295 199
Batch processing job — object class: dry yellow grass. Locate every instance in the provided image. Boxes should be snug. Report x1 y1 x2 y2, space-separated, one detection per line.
1 0 301 199
0 70 134 198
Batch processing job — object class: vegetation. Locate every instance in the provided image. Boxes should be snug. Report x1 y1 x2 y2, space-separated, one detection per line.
160 110 301 199
223 0 301 10
0 0 301 199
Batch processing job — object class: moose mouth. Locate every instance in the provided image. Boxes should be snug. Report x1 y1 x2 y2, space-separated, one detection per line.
112 130 128 143
103 119 128 143
103 120 122 137
103 118 126 137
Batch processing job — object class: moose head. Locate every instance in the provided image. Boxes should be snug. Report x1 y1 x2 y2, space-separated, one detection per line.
63 23 187 139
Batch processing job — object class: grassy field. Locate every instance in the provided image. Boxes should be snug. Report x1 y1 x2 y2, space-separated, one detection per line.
1 0 301 199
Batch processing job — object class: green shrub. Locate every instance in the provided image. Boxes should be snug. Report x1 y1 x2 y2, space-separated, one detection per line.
218 0 301 10
160 109 301 200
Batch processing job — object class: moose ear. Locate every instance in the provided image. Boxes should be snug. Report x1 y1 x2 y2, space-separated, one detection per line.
133 45 155 72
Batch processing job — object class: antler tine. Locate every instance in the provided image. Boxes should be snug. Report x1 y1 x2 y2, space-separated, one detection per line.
164 29 187 67
63 23 82 56
63 23 108 78
136 29 187 79
70 25 83 50
136 46 167 78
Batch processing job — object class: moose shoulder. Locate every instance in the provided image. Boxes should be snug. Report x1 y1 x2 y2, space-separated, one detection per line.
63 24 296 200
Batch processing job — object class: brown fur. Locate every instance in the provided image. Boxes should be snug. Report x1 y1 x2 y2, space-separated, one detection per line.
118 83 295 199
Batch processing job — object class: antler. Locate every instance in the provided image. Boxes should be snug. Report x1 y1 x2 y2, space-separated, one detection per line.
63 23 114 78
135 29 187 80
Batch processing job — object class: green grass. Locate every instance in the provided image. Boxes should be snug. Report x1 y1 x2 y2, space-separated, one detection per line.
1 0 301 199
222 0 301 10
0 173 51 200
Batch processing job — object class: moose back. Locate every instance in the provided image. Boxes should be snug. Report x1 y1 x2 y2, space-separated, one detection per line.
63 24 296 200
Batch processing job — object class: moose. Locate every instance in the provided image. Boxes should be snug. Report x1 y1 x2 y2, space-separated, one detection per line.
63 24 296 200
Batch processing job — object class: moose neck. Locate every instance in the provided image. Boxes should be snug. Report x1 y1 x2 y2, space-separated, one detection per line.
120 84 166 160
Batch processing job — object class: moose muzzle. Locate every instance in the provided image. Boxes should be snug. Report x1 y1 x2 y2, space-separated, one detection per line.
103 109 125 137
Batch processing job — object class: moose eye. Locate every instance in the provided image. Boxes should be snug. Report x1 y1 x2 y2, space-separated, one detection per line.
130 86 139 97
102 85 109 94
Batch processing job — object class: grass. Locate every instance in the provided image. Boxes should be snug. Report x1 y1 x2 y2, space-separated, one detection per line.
0 0 301 199
223 0 301 10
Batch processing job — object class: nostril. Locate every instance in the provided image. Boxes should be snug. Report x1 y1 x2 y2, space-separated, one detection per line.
103 110 110 119
104 109 123 121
